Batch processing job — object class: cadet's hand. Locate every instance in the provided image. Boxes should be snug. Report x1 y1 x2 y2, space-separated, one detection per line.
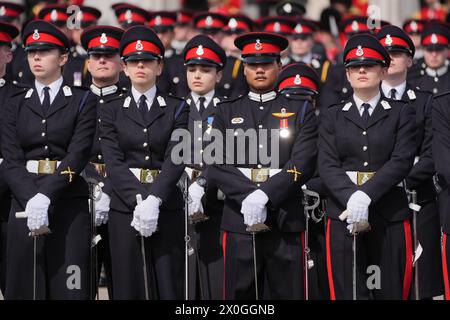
26 193 50 233
134 195 161 237
346 190 371 223
95 192 110 226
188 181 205 216
241 189 269 226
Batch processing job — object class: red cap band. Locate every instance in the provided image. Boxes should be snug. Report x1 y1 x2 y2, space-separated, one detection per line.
196 18 225 29
422 34 449 46
78 11 98 22
381 36 410 49
242 42 281 55
345 47 385 61
118 12 147 24
0 8 21 18
278 76 317 91
88 36 120 49
185 46 221 64
43 11 69 22
264 23 292 34
26 32 64 47
149 17 177 27
226 20 250 31
0 31 12 42
344 22 369 34
404 23 423 34
293 25 314 34
123 40 161 57
177 13 191 24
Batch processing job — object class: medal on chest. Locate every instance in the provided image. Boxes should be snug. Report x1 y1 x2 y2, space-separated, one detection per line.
205 116 214 135
272 108 295 138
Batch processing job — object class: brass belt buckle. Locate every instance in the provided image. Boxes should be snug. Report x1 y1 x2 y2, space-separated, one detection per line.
251 168 269 183
38 159 56 174
140 169 158 184
357 171 375 186
93 163 106 178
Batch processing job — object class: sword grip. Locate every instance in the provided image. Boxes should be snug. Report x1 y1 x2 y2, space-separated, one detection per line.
136 194 143 204
339 210 348 221
16 211 27 219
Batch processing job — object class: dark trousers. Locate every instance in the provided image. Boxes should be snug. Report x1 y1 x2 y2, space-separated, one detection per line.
410 200 444 299
5 197 91 300
0 219 6 294
95 224 113 298
108 208 184 300
222 229 305 300
326 214 413 300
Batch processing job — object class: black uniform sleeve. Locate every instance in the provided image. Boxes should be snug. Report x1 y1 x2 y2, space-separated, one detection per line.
406 95 435 188
148 101 189 202
318 106 359 207
359 104 416 202
38 92 97 202
259 104 318 209
2 97 39 207
432 95 450 183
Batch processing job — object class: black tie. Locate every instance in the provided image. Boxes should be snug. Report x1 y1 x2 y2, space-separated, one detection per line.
138 95 148 119
42 87 50 114
198 97 206 116
361 103 371 126
389 88 397 100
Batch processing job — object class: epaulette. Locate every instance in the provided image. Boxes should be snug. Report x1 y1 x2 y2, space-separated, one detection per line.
217 94 244 105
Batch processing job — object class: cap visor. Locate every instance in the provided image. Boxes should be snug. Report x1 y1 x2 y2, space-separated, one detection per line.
279 87 317 96
345 59 384 68
88 47 119 55
123 52 160 61
25 43 63 52
424 44 448 51
185 58 221 68
243 55 278 64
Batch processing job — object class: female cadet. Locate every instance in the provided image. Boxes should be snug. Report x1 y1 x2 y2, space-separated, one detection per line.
2 20 97 299
100 25 188 300
318 34 417 300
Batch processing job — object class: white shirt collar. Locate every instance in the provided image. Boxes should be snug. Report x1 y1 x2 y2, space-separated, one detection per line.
353 92 381 116
381 81 406 100
35 77 64 104
290 52 313 64
425 60 449 77
131 85 157 111
248 90 277 102
90 83 118 97
191 90 215 111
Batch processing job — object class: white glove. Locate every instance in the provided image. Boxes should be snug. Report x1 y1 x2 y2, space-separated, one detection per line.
188 182 205 217
241 189 269 226
133 195 161 237
26 193 50 233
346 190 371 224
95 192 110 226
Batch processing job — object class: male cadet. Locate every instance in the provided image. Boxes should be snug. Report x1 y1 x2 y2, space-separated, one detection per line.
277 62 330 300
112 4 151 30
217 14 253 99
287 17 331 85
260 17 295 66
317 16 371 110
0 1 27 84
64 6 101 88
81 25 126 299
0 20 19 296
409 23 449 95
209 32 318 299
319 34 416 300
183 34 227 300
377 25 443 300
403 19 426 62
149 11 189 98
172 10 194 56
432 91 450 300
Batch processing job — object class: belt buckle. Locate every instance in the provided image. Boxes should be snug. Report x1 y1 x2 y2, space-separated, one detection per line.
357 171 375 186
38 159 56 174
93 163 106 178
251 168 269 183
191 169 202 181
140 169 157 184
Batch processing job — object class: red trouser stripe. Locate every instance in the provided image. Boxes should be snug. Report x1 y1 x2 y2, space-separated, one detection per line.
403 220 413 300
442 233 450 300
326 219 336 300
222 231 227 300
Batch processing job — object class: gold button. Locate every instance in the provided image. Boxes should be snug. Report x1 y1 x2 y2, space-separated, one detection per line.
363 146 367 151
42 119 46 124
41 132 45 137
98 155 102 160
257 164 262 169
259 106 264 110
362 131 367 135
145 156 150 160
44 145 48 150
258 125 263 129
143 142 148 147
363 162 368 167
143 128 147 133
